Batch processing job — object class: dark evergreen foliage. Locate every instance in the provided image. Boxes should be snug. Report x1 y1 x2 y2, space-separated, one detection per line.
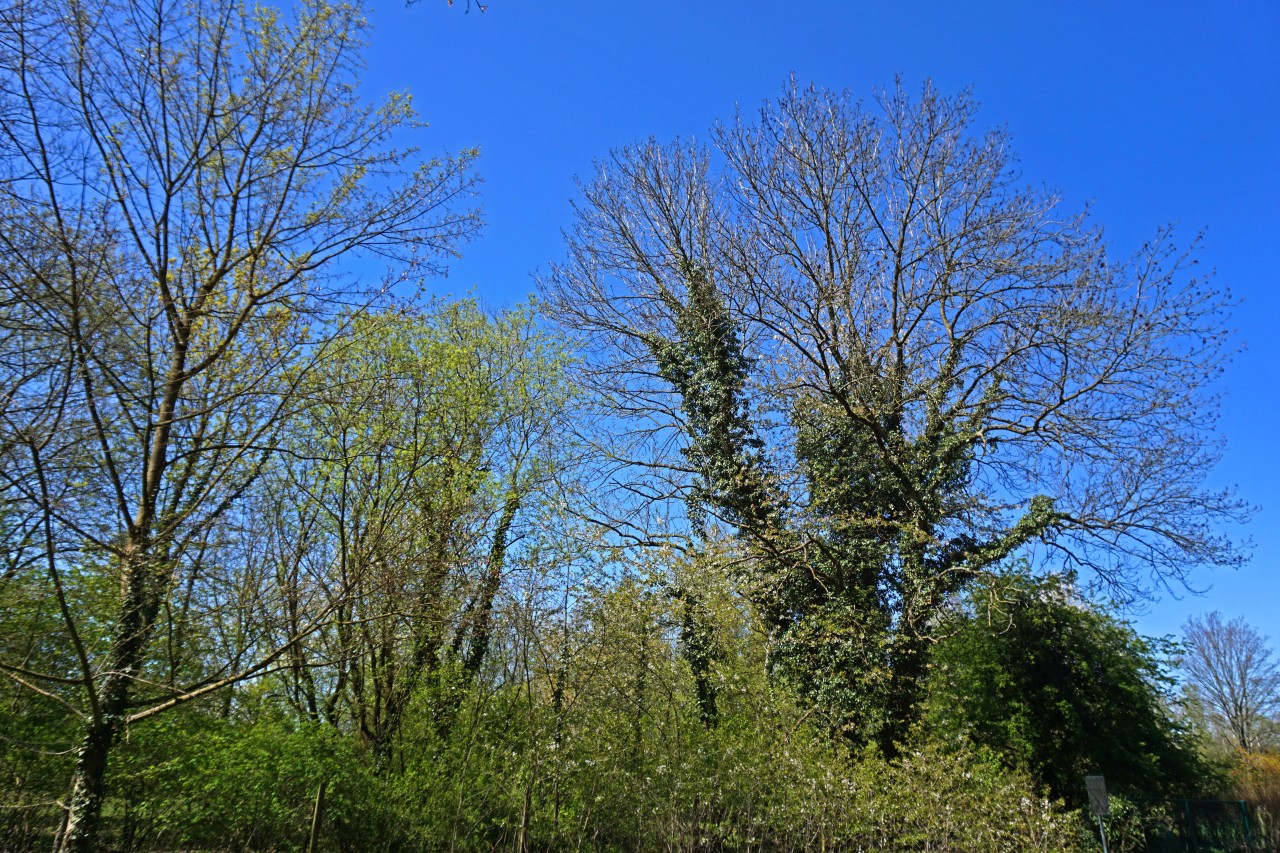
927 574 1213 807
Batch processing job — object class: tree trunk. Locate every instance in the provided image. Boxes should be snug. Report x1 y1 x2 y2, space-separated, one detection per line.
462 493 520 682
59 670 134 852
59 551 161 852
59 718 114 853
881 633 930 758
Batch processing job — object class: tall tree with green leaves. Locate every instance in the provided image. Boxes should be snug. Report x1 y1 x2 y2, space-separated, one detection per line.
0 0 479 845
270 301 573 767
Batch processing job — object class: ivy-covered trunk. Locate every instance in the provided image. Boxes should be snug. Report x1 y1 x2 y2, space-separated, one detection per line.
60 548 165 852
647 263 1058 751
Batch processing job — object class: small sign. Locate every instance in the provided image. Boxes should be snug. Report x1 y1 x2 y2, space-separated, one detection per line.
1085 775 1110 817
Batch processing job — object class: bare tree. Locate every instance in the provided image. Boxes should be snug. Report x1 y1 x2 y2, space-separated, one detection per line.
0 0 479 847
543 80 1247 748
1183 612 1280 753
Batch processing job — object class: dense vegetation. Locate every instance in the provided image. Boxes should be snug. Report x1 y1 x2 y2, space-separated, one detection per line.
1 0 1273 850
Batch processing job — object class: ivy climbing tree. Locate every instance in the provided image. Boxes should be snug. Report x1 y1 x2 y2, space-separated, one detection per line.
543 80 1246 751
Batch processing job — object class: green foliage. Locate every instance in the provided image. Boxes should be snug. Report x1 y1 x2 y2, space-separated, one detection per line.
0 32 1244 845
547 81 1245 762
641 260 1066 752
0 563 119 849
104 710 395 852
925 573 1212 807
836 739 1087 852
1 0 483 842
2 542 1098 852
271 298 574 765
769 598 893 740
0 676 78 850
369 566 1088 852
0 271 1228 851
649 262 771 535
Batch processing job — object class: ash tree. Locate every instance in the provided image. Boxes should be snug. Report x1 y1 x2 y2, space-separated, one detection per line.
0 0 479 848
542 80 1246 753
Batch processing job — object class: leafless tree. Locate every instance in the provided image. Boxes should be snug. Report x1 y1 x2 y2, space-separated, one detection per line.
0 0 480 847
1183 612 1280 753
543 79 1248 746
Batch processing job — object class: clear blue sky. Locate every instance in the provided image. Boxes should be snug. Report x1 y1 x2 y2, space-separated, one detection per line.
360 0 1279 646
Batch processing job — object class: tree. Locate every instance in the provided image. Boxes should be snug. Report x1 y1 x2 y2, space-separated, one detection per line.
0 0 479 846
269 301 572 767
1182 612 1280 752
542 80 1245 750
926 574 1208 806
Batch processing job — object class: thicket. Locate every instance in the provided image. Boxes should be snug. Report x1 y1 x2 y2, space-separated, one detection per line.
3 558 1093 851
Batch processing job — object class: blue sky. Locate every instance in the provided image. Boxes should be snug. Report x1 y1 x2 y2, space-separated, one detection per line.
359 1 1279 646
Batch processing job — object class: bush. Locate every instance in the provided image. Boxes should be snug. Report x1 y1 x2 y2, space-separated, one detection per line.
104 709 398 852
1231 750 1280 851
926 574 1210 807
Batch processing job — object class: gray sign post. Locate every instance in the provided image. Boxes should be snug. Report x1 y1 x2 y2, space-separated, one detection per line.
1085 775 1109 853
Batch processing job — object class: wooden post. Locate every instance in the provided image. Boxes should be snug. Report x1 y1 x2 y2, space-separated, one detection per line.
306 780 327 853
